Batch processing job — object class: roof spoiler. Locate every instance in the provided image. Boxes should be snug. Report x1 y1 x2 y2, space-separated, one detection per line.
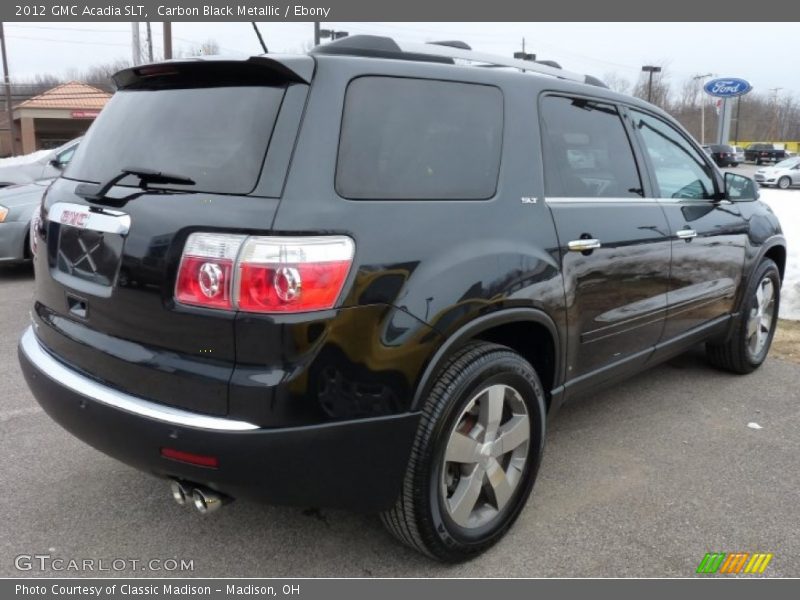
113 55 314 89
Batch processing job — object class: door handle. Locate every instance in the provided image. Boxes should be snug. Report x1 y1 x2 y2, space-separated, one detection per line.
676 229 697 240
567 238 602 252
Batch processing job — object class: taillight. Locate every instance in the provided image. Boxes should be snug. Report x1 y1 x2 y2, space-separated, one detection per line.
175 233 354 314
175 233 244 310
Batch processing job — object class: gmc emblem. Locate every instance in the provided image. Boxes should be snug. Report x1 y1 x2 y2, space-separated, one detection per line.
60 210 89 229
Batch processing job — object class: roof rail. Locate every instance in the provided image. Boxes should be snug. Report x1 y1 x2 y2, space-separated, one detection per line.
310 35 608 88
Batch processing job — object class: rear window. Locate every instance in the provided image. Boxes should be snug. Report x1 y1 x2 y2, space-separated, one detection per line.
65 85 285 195
336 77 503 200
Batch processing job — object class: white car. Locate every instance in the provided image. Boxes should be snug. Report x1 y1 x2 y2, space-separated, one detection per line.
731 145 745 164
754 157 800 189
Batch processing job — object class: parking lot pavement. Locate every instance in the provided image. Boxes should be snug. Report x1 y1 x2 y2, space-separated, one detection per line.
1 268 798 578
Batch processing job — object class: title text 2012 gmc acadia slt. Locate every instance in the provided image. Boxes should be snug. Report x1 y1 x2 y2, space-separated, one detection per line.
18 36 785 562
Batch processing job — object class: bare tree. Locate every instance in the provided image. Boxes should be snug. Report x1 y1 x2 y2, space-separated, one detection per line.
603 72 630 95
176 39 220 58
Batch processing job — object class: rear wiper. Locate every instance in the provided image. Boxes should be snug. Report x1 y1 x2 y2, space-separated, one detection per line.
75 167 195 203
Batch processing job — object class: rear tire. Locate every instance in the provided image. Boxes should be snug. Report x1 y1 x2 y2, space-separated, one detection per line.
707 259 780 374
777 176 791 190
381 341 546 562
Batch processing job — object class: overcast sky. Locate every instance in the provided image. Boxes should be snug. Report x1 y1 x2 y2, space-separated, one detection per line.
4 22 798 97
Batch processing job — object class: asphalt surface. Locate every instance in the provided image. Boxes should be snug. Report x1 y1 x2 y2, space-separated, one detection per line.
1 265 798 577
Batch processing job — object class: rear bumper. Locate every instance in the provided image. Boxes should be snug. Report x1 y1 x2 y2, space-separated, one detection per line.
18 326 420 512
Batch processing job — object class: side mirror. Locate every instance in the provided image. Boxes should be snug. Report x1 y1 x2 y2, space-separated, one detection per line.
724 172 759 202
49 158 64 170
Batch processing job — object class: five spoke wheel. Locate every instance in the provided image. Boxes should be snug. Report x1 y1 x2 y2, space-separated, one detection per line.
441 384 530 529
747 276 776 357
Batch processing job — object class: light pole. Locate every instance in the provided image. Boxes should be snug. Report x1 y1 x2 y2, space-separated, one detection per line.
0 22 16 156
692 73 713 145
319 28 349 41
641 65 662 104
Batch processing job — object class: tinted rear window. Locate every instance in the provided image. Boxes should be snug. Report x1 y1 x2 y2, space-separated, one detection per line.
336 77 503 200
65 85 285 195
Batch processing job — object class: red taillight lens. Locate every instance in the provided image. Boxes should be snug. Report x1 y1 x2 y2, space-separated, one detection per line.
176 256 235 309
237 236 355 313
175 233 244 310
175 233 355 314
239 261 352 312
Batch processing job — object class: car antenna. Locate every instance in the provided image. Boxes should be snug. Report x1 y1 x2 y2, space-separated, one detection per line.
251 22 268 53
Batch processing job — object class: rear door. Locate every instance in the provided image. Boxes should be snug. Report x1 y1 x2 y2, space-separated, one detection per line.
628 109 747 340
540 95 671 392
32 60 308 416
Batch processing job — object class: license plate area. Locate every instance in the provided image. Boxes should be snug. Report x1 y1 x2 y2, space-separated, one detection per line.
47 202 130 297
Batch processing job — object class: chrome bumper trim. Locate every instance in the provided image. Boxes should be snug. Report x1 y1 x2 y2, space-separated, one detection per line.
19 326 259 432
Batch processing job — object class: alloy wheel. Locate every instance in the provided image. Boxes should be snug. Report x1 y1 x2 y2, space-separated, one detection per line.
747 276 776 357
440 384 530 529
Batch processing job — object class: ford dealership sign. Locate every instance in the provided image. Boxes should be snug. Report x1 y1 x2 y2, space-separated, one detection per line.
704 78 752 98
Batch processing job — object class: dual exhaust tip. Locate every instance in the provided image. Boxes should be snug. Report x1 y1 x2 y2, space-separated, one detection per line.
170 481 230 514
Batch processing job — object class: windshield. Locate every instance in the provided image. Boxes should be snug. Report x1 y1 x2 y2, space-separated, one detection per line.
773 158 799 169
65 85 285 195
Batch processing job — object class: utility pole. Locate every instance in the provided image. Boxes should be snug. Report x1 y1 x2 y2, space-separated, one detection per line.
642 65 662 104
0 22 16 156
314 22 320 46
145 22 154 62
131 22 141 66
163 22 172 59
692 73 713 144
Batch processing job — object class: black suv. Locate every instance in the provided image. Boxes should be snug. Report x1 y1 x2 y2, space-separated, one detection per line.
18 36 785 562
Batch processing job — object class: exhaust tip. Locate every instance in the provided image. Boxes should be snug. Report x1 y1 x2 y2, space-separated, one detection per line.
192 487 223 514
170 481 190 506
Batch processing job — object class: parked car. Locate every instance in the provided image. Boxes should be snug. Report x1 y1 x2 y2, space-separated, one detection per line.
18 36 786 562
706 144 739 167
754 157 800 189
731 145 746 164
0 137 81 188
744 143 787 165
0 179 51 264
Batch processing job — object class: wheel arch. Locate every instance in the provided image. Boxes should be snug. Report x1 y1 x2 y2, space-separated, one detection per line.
411 308 562 413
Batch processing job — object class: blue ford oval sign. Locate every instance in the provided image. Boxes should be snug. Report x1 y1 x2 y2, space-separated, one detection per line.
704 77 752 98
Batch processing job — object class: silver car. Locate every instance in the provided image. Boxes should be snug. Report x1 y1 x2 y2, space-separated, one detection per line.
0 137 81 188
0 179 50 264
754 157 800 189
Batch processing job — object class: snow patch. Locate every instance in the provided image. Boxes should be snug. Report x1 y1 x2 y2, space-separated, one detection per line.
761 189 800 320
0 149 49 167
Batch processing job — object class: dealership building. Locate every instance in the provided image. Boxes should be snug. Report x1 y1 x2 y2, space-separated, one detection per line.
0 81 110 156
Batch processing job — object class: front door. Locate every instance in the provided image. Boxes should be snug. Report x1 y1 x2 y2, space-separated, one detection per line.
540 95 672 392
629 110 748 341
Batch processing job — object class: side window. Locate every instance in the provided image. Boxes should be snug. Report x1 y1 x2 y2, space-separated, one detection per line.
56 145 77 165
631 111 716 200
540 95 643 198
336 77 503 200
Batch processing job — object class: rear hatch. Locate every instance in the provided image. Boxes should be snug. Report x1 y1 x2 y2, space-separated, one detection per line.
32 58 310 416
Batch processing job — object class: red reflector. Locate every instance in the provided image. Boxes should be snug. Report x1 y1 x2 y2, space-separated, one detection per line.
160 447 219 468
